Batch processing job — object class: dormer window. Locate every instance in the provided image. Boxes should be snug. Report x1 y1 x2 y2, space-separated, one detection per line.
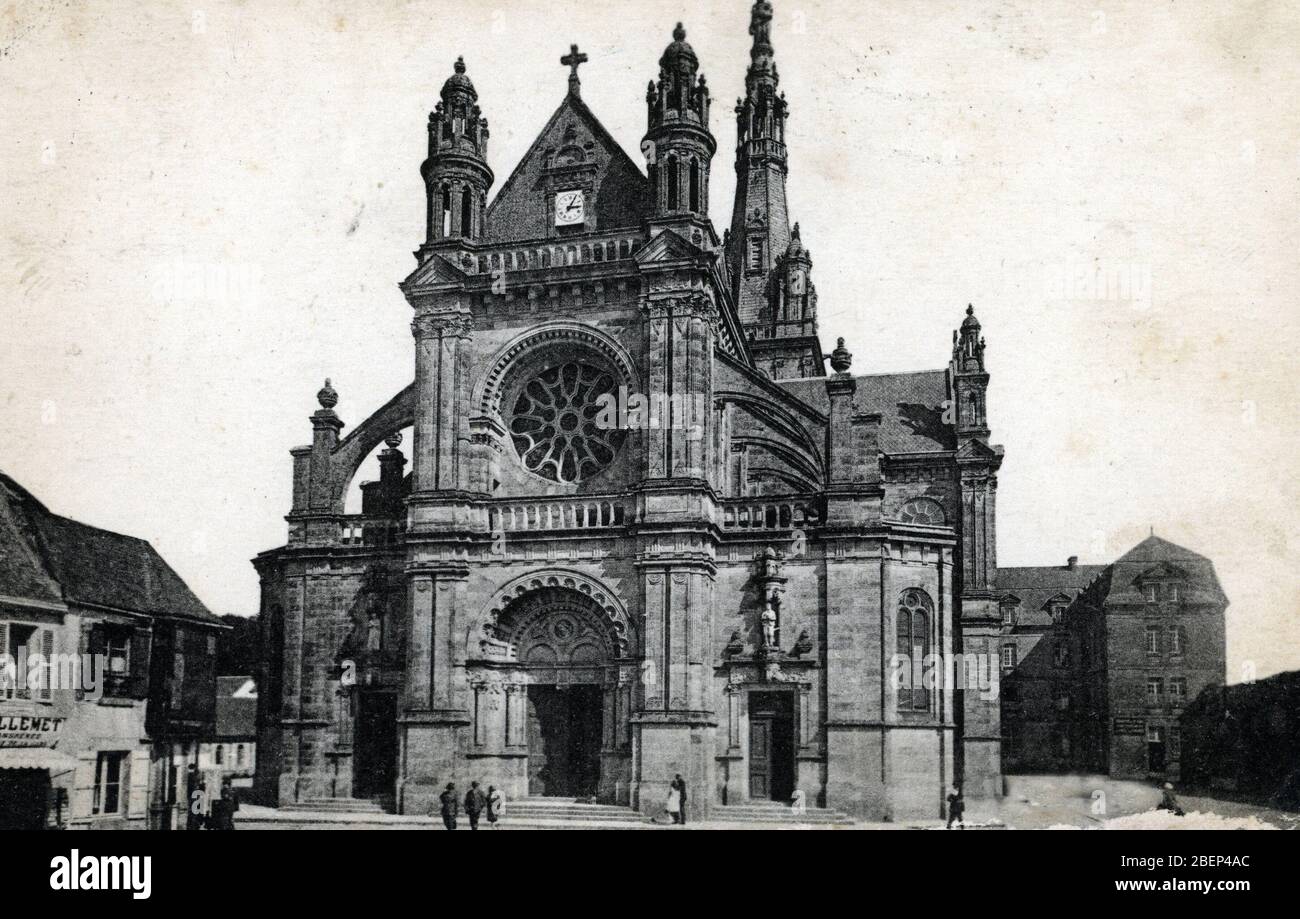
1144 583 1157 603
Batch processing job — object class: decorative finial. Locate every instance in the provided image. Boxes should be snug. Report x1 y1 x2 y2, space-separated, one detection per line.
317 378 339 410
674 22 686 42
792 222 801 240
384 431 404 450
561 43 588 97
829 337 853 373
454 56 466 74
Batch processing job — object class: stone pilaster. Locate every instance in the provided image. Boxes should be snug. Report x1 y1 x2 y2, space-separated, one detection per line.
410 311 472 497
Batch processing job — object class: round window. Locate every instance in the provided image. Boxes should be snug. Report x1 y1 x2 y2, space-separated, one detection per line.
508 361 623 483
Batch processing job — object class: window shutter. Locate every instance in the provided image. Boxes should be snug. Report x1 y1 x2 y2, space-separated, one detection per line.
129 627 152 699
172 628 185 710
37 628 55 701
0 622 9 701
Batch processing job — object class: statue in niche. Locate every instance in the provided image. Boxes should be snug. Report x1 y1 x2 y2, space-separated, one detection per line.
760 597 779 651
339 564 393 665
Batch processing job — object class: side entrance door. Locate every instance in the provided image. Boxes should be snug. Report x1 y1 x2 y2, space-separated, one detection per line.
749 718 771 799
354 692 397 799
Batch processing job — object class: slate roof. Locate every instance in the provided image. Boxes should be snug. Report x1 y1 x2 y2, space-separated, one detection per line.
778 369 956 454
996 562 1109 628
998 535 1227 625
0 476 64 607
0 471 220 624
1100 535 1227 607
215 676 257 739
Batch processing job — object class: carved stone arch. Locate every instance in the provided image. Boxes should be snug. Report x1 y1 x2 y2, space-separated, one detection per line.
473 321 640 420
467 568 637 661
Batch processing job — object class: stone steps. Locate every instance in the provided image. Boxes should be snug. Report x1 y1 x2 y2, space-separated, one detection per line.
293 797 391 814
714 802 855 825
501 798 645 824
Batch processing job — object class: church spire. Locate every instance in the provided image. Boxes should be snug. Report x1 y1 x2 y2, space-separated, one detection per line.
729 1 821 378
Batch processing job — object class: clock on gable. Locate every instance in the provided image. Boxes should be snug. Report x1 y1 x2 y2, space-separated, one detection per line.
554 189 585 226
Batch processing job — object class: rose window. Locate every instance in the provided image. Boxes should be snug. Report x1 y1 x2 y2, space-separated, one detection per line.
509 362 623 483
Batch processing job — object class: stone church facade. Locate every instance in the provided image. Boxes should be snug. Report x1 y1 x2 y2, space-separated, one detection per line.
254 2 1006 821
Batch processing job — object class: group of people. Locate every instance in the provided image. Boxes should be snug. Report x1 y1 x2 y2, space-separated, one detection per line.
437 781 505 830
184 764 240 830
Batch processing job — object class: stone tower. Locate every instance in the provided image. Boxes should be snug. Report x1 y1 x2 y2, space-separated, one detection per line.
727 0 823 379
420 57 493 254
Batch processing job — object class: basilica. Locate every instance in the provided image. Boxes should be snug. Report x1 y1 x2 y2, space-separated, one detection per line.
253 2 1008 821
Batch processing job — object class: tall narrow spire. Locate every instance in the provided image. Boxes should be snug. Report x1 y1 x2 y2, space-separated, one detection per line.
729 1 821 378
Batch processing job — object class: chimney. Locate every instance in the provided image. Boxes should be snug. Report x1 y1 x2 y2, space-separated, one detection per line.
1067 556 1078 570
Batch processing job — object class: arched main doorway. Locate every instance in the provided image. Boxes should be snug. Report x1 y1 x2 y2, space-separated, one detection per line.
513 600 610 797
470 577 636 802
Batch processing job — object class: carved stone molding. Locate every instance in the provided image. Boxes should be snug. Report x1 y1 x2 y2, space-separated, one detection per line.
411 312 474 340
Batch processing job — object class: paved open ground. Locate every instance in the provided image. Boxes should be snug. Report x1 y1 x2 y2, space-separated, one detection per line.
234 774 1297 830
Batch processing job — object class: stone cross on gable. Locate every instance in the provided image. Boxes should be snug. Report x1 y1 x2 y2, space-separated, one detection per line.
561 43 588 97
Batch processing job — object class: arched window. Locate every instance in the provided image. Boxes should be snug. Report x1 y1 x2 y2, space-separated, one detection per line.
666 155 679 210
440 186 452 237
235 744 245 767
896 589 933 711
214 744 224 766
898 497 946 525
461 188 473 237
689 159 701 211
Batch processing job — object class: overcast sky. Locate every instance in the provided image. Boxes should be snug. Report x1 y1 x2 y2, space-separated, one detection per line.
2 0 1296 679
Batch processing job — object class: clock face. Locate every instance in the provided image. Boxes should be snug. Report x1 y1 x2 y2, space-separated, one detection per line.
555 190 585 226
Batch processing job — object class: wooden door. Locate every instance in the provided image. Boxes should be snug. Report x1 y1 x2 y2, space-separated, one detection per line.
749 717 771 799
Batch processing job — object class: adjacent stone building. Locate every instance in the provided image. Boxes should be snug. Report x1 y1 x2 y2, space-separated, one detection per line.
0 472 223 829
998 535 1228 781
255 2 1005 822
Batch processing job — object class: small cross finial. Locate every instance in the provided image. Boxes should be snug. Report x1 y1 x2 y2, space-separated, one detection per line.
561 43 589 97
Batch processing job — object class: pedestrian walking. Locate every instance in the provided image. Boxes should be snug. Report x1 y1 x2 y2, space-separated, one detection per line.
670 774 688 825
438 782 459 830
946 785 965 829
464 781 487 830
1157 782 1185 817
211 778 239 831
486 785 505 829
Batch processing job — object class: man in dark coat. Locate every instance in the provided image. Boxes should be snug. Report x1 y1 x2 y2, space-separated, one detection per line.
946 785 965 829
438 782 459 830
211 779 239 831
464 781 487 831
671 774 687 826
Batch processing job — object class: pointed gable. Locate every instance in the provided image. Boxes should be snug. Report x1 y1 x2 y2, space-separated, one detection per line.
484 93 650 244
